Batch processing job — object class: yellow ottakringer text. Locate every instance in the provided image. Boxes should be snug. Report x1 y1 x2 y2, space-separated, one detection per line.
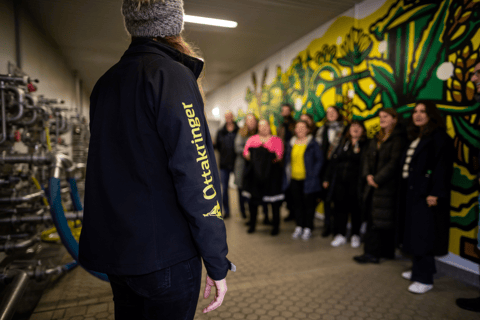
183 103 222 220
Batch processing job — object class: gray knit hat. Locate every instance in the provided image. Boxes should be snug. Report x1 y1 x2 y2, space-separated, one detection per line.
122 0 184 38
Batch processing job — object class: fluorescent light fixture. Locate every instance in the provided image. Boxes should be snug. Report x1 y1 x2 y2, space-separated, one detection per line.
184 15 238 28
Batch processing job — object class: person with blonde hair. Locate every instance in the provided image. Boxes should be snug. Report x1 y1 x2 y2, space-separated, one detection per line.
79 1 234 318
354 108 407 264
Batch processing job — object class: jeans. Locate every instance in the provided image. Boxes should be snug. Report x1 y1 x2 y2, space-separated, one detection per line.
107 255 202 320
220 169 232 217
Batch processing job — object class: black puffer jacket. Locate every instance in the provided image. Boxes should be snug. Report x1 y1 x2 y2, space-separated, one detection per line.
362 125 407 229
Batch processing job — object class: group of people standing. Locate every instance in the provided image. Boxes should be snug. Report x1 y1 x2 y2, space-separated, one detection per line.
216 100 455 295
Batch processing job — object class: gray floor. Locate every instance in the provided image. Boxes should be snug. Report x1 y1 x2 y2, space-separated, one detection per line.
30 189 480 320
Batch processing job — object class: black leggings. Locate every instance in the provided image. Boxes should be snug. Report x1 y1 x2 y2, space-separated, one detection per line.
332 193 361 236
290 179 317 230
249 198 281 230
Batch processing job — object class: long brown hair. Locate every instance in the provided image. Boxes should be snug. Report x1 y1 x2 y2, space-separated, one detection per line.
407 101 446 140
376 108 398 142
239 113 258 137
154 35 206 103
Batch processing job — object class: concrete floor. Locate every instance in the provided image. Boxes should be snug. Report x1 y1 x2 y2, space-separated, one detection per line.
29 190 480 320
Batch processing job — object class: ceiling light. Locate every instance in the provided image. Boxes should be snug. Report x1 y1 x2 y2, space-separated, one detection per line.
184 15 238 28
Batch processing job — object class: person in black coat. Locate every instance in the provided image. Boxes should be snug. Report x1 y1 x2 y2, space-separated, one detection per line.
79 1 233 318
400 101 453 294
215 111 239 219
354 108 407 264
323 120 368 248
279 104 297 222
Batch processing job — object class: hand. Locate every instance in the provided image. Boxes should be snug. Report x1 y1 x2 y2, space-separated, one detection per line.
426 195 438 207
203 275 227 313
366 175 379 188
244 151 250 161
323 181 329 189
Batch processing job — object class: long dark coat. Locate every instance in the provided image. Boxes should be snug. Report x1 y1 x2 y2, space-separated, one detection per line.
362 125 407 229
401 129 453 256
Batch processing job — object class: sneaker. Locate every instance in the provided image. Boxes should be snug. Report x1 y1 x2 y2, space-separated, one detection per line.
301 228 312 241
331 234 347 247
292 226 302 239
402 271 412 280
350 235 361 248
408 282 433 294
315 212 324 220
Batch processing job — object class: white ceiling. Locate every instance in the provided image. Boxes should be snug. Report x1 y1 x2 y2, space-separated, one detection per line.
23 0 360 96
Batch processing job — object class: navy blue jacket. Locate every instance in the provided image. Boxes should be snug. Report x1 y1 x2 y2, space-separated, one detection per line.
79 38 232 280
283 135 324 194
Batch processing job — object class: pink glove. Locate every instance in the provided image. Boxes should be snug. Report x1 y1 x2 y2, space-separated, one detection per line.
203 275 227 313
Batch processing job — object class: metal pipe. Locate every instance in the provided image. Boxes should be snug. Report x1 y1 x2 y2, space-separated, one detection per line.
1 86 25 122
19 109 37 125
0 152 52 165
6 102 24 122
0 207 40 215
0 211 82 224
0 82 7 144
0 236 40 253
0 234 30 241
0 190 44 204
0 269 29 320
51 153 75 179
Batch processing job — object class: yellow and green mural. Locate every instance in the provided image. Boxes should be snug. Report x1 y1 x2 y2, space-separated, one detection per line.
243 0 480 263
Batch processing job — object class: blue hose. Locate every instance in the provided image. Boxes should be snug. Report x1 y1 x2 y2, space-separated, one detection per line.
48 177 109 282
63 261 79 271
67 178 83 212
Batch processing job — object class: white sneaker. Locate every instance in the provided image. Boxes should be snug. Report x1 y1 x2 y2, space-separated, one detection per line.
292 226 302 239
331 234 347 247
314 212 324 220
301 228 312 241
350 235 361 248
402 271 412 280
408 282 433 294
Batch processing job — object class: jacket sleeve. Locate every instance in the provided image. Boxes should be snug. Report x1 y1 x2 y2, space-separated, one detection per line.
374 136 405 187
361 139 373 180
315 126 324 146
312 141 324 181
243 136 253 158
428 132 453 199
154 64 231 281
234 134 245 155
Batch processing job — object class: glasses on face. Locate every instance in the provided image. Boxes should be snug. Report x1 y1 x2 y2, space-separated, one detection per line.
473 70 480 78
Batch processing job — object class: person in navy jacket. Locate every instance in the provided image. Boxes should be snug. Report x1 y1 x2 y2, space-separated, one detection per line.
283 120 324 240
78 1 234 318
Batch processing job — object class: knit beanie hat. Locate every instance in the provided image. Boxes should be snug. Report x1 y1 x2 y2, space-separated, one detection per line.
122 0 184 38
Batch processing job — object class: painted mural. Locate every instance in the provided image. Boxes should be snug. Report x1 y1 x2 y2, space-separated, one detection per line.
243 0 480 263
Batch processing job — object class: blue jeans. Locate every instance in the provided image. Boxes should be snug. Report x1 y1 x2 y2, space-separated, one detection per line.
220 169 231 217
108 255 202 320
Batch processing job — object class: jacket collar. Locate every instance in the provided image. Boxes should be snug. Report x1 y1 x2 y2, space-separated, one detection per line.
290 134 313 146
122 37 204 79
